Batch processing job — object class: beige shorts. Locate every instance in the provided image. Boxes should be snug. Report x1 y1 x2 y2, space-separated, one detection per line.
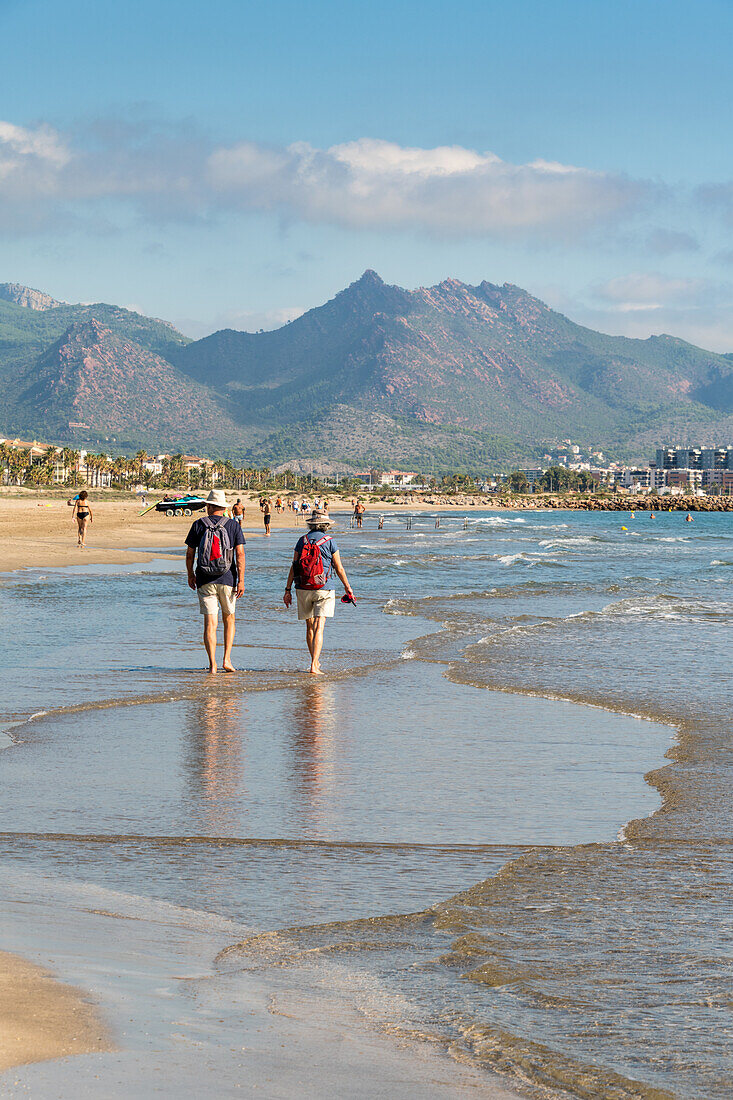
296 588 336 620
197 582 237 618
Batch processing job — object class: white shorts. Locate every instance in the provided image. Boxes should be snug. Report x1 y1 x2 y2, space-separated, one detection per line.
296 588 336 620
197 582 237 618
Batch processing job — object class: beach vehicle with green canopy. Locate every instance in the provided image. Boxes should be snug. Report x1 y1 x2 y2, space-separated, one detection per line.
140 495 210 517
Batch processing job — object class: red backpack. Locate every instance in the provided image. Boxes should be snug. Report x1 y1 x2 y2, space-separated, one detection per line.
296 535 330 590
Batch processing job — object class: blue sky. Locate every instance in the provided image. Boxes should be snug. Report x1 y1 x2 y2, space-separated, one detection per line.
1 0 732 347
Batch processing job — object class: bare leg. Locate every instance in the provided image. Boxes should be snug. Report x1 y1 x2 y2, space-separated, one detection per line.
305 619 315 662
309 616 325 674
203 613 218 674
222 612 237 671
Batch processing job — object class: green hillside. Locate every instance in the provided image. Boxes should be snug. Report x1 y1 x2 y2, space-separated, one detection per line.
3 274 733 470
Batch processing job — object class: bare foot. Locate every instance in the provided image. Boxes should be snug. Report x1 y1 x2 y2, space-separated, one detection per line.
309 665 323 675
207 665 218 675
222 662 237 673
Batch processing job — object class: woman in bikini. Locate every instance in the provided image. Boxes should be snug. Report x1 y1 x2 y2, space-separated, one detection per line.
72 491 93 548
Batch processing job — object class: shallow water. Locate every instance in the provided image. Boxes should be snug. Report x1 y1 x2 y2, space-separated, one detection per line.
1 507 731 1098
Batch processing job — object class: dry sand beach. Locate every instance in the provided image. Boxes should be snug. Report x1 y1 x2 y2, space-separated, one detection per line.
0 951 110 1073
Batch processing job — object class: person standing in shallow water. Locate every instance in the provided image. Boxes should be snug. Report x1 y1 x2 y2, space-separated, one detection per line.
71 491 92 548
283 509 353 675
185 489 246 675
261 496 272 536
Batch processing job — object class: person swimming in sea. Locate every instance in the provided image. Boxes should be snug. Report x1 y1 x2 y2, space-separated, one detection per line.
71 491 92 548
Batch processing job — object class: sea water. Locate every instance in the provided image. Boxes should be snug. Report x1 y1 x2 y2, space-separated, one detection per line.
0 508 731 1098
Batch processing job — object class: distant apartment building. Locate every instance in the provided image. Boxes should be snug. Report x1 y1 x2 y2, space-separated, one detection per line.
665 468 704 492
356 469 418 488
702 469 733 491
142 454 218 482
656 445 733 470
618 467 667 492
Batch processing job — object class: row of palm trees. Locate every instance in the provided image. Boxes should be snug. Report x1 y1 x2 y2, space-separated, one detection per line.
0 443 334 493
1 439 401 494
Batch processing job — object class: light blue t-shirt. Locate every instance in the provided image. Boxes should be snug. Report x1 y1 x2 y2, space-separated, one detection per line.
294 532 338 590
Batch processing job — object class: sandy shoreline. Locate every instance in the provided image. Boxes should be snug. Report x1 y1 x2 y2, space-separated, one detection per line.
0 492 518 574
0 949 110 1072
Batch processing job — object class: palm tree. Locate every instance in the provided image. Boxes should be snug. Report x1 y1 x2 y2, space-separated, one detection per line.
135 449 149 487
0 443 11 486
62 448 81 487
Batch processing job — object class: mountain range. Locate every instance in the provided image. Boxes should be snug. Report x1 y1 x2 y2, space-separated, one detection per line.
2 273 733 469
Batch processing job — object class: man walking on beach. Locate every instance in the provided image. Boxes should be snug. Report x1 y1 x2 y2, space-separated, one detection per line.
232 498 245 528
283 509 354 675
185 489 246 674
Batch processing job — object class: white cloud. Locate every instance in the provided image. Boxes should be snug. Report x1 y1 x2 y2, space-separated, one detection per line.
0 120 653 241
212 305 305 333
206 137 651 238
175 305 305 339
0 120 70 174
593 272 714 311
550 273 733 352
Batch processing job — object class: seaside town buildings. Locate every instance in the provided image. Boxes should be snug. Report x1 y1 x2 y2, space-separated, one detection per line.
2 434 733 496
0 439 219 488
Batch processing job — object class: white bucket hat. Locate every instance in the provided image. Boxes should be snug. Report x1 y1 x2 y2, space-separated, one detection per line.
206 489 228 508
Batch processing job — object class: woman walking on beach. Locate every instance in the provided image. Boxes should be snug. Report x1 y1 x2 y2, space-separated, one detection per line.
72 491 92 548
283 509 354 675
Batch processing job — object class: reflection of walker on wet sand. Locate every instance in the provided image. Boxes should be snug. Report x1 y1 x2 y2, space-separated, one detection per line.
286 679 340 815
186 692 245 834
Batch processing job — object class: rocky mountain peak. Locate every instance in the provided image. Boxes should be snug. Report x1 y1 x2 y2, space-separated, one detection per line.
333 269 411 318
58 317 110 352
357 269 384 286
0 282 64 311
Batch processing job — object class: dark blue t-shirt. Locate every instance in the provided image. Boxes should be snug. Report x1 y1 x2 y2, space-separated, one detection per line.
294 532 338 590
186 516 246 587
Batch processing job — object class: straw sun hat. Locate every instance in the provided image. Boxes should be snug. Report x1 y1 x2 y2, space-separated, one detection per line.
307 508 332 528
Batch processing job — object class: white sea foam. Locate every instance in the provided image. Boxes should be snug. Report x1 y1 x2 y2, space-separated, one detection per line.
496 552 529 565
538 536 600 548
474 516 527 527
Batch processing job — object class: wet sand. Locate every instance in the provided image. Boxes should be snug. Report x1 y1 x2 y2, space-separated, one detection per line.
0 884 524 1099
0 949 110 1072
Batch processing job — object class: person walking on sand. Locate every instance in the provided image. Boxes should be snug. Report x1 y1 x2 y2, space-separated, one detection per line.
232 498 245 528
185 489 246 675
283 509 354 675
71 491 92 548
